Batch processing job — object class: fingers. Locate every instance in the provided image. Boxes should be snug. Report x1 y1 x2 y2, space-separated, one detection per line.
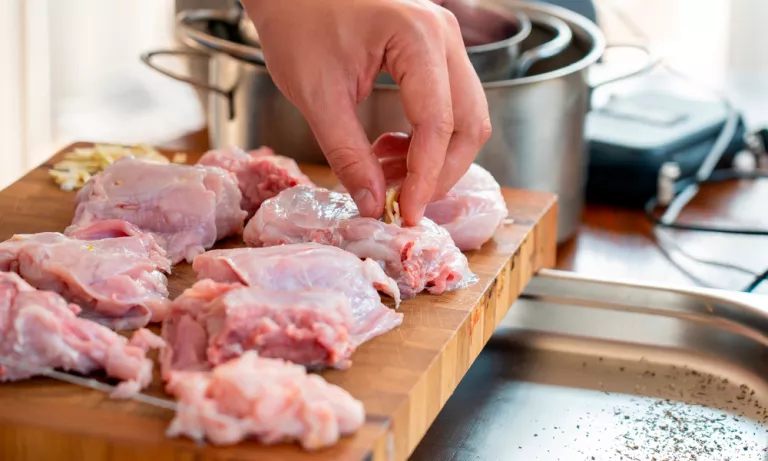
432 9 492 200
385 10 454 225
303 90 386 219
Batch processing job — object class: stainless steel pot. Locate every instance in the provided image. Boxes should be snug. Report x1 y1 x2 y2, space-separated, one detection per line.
186 4 570 82
143 1 656 243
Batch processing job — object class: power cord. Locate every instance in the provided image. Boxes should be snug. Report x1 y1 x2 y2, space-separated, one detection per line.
744 268 768 293
597 0 768 293
644 169 768 236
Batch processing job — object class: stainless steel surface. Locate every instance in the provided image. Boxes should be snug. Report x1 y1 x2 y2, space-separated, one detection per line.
513 10 572 77
177 9 265 64
411 270 768 460
453 4 533 81
153 1 656 243
141 49 231 98
179 4 567 82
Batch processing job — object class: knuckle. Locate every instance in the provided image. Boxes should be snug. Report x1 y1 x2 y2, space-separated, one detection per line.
400 4 443 36
431 108 455 138
324 147 366 178
478 116 493 144
440 9 462 36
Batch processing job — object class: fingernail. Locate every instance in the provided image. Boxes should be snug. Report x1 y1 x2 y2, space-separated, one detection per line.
352 188 376 217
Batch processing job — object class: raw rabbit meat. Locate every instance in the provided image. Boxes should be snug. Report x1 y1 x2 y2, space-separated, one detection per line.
161 278 392 377
344 132 510 250
66 156 247 264
198 146 314 217
0 220 171 330
243 186 477 298
0 271 164 398
423 163 509 251
191 243 402 348
165 351 365 449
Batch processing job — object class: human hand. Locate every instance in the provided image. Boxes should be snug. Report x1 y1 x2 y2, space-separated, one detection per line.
241 0 491 225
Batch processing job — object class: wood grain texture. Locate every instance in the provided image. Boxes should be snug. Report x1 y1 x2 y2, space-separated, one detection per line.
0 142 558 461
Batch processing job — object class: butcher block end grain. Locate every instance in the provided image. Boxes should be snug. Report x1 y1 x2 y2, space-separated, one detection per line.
0 142 558 461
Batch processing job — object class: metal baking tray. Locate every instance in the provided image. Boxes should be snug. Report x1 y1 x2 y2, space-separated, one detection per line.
411 269 768 461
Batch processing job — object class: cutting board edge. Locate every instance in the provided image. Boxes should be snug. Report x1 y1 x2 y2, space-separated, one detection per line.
0 141 560 461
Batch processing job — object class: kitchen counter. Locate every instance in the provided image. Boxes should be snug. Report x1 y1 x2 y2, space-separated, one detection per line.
160 129 768 296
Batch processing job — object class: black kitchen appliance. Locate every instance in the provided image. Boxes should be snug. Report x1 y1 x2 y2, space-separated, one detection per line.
584 90 747 207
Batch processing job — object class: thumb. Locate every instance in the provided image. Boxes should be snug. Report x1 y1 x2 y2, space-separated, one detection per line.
304 95 385 218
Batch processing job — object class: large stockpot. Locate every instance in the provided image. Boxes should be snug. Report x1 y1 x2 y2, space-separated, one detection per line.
231 1 572 82
143 1 654 243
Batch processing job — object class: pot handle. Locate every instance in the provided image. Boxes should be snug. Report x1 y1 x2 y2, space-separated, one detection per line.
140 49 230 97
515 12 573 78
176 9 266 65
589 43 662 89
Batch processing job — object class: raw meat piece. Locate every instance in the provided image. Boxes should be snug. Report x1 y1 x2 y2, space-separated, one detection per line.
161 278 395 377
198 146 314 217
0 220 172 330
0 271 164 398
339 132 510 250
165 351 365 449
243 186 477 298
66 156 247 264
129 326 168 351
192 243 402 345
423 163 509 251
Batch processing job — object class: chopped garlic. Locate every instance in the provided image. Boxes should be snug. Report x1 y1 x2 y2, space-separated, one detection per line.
49 143 186 191
172 153 188 164
383 187 402 226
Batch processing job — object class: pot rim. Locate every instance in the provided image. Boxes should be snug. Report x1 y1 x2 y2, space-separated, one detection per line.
463 8 532 54
176 0 605 89
232 6 533 54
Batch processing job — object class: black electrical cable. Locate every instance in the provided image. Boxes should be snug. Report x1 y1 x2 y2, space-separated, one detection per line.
744 268 768 293
598 0 768 292
644 169 768 236
644 169 768 292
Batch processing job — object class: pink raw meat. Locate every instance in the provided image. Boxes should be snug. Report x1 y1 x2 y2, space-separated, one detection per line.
343 132 510 251
161 277 394 377
191 243 402 343
66 156 247 264
0 220 171 330
243 186 477 298
165 351 364 449
423 163 509 251
0 271 164 398
198 146 314 217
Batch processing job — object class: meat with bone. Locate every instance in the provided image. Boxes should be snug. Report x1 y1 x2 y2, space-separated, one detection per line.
191 242 402 344
0 220 171 330
198 146 315 217
161 278 386 377
165 351 365 449
243 186 477 298
0 271 164 398
66 156 247 264
346 132 510 251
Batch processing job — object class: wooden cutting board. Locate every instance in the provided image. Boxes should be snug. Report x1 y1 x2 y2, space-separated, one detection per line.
0 142 558 461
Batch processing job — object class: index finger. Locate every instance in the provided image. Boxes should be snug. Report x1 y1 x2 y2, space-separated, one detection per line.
385 20 453 225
